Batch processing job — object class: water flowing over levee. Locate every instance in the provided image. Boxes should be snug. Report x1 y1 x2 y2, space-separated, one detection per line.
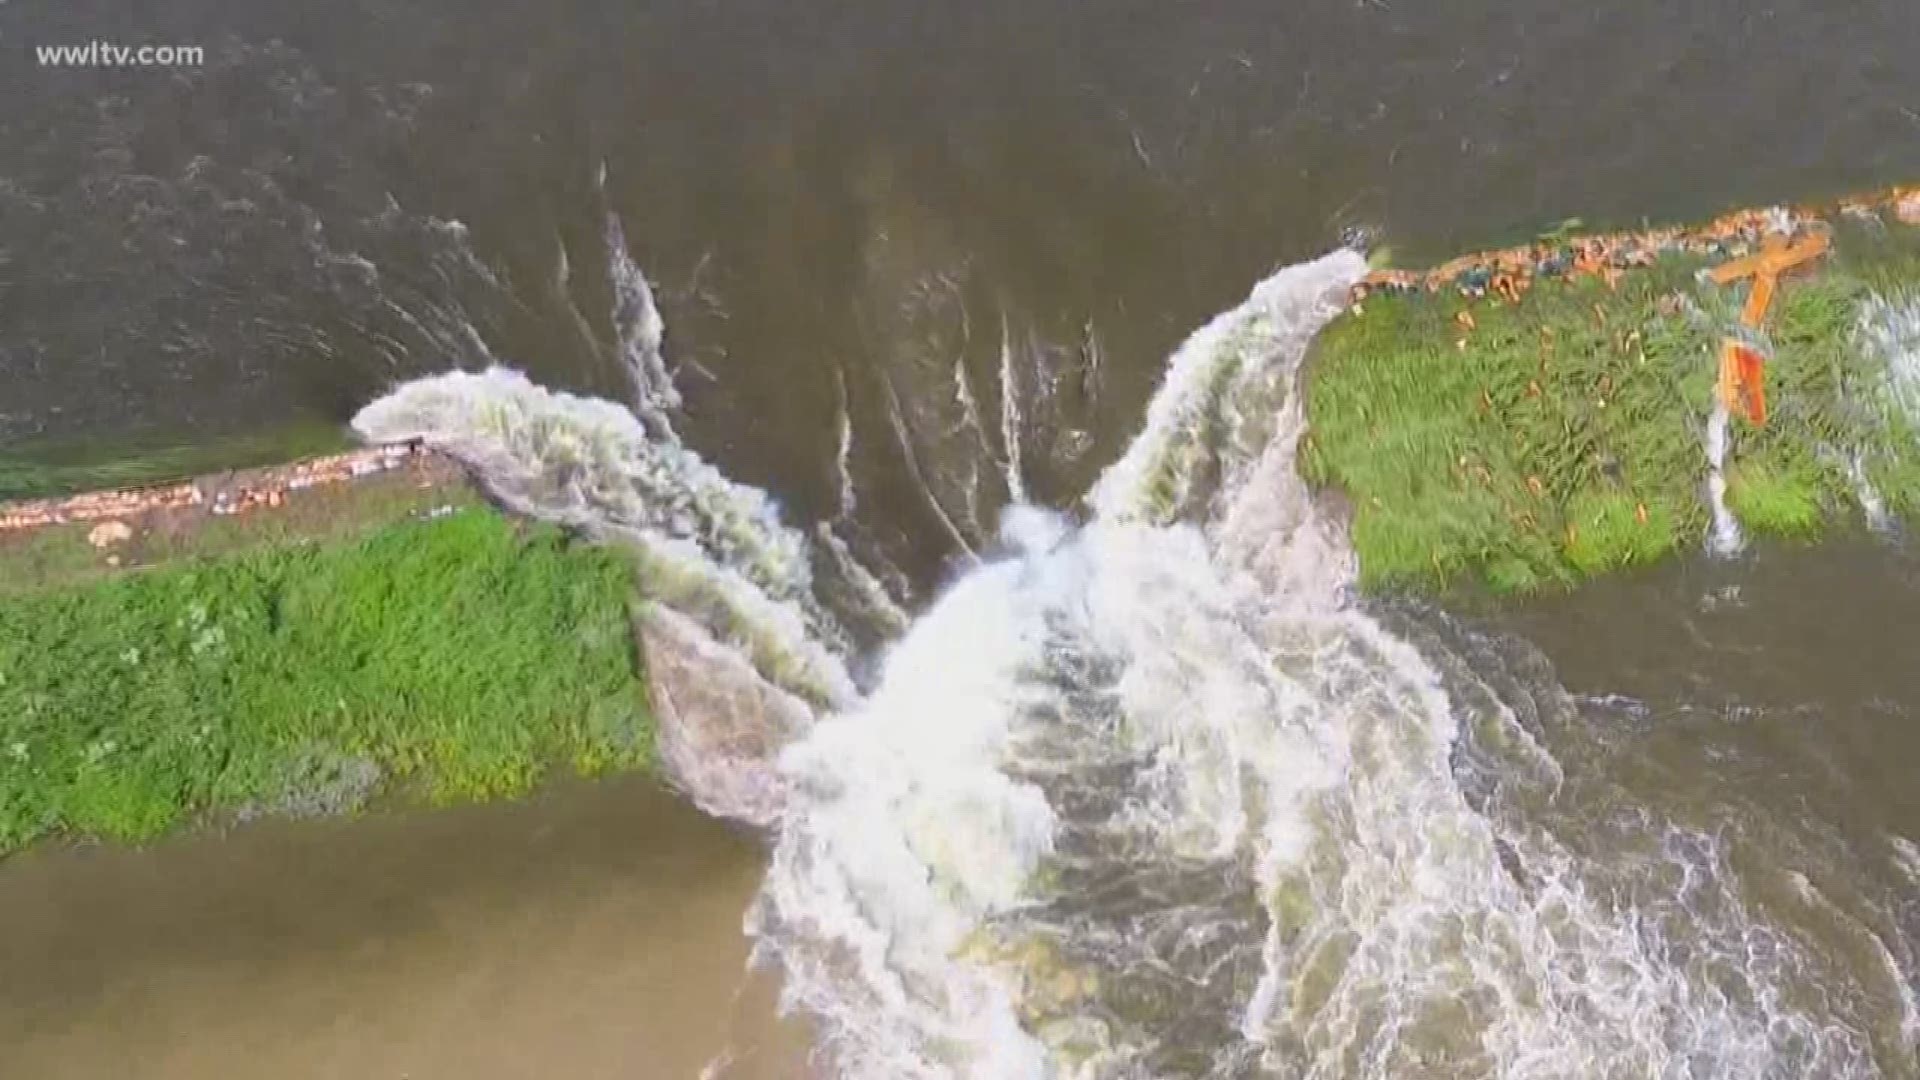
999 315 1030 504
1864 290 1920 430
355 365 856 708
1704 400 1747 556
1846 289 1920 532
749 249 1904 1079
604 212 682 435
353 230 1913 1077
353 213 881 820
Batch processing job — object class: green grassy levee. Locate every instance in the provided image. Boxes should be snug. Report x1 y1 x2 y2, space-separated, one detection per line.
1303 225 1920 595
0 508 653 855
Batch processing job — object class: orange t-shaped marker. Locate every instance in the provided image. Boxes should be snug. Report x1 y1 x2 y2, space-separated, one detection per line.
1707 232 1828 294
1711 232 1828 424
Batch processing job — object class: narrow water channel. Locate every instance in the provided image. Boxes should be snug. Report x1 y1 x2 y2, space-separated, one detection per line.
0 777 809 1079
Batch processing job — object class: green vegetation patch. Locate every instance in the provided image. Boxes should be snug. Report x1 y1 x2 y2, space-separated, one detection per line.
0 510 652 854
1303 225 1920 594
0 465 482 599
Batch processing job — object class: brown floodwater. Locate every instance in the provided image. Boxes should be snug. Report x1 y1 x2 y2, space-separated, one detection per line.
8 0 1920 585
0 776 809 1080
7 1 1920 1073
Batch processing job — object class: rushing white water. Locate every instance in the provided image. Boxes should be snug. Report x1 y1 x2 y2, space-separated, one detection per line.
1000 315 1030 504
355 235 1907 1077
353 218 858 711
354 366 857 709
1678 290 1744 557
881 370 983 560
1087 260 1335 528
605 212 683 433
1834 289 1920 531
1704 399 1747 557
816 523 912 641
834 373 860 518
1863 290 1920 426
744 248 1899 1079
1847 450 1894 531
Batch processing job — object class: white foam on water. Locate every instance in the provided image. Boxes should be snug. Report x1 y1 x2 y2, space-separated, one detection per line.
353 366 855 710
605 212 682 430
817 523 911 640
1836 289 1920 531
1893 836 1920 887
1087 254 1363 526
834 373 860 518
751 522 1066 1079
748 247 1896 1078
950 359 998 532
1081 318 1105 401
751 252 1360 1076
880 371 981 560
1000 315 1030 504
1785 863 1920 1063
1705 400 1747 557
345 229 1906 1075
1848 450 1893 531
953 358 992 457
1862 290 1920 426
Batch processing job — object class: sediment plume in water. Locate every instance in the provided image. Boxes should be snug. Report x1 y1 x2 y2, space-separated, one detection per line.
356 238 1915 1078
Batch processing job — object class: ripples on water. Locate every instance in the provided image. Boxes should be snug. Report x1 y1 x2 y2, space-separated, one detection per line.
11 2 1920 1073
354 241 1920 1077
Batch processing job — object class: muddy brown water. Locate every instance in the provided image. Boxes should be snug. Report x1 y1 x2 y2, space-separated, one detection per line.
7 0 1920 584
7 0 1920 1074
1489 534 1920 845
5 538 1919 1077
0 776 810 1079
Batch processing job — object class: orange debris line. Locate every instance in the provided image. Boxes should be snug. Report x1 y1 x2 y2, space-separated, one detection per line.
1350 184 1904 432
1353 184 1907 304
0 442 427 536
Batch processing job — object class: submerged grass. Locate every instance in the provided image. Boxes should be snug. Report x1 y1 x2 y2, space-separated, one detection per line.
0 510 651 854
1304 223 1920 594
0 421 351 502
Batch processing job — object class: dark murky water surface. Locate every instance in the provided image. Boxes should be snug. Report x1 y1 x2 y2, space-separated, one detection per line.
6 0 1920 573
5 542 1918 1077
1484 536 1920 879
5 1 1920 1076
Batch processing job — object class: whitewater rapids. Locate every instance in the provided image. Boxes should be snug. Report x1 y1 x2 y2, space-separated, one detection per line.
356 241 1915 1079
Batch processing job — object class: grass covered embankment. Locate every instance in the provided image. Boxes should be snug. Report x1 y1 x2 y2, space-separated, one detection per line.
0 457 652 856
1302 193 1920 595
